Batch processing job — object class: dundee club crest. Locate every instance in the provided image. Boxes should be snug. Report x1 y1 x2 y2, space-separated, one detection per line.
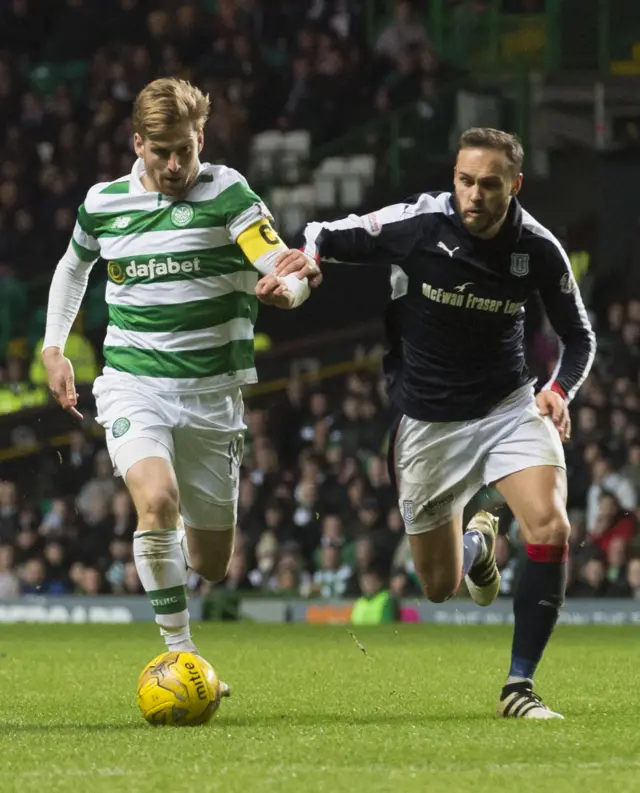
510 253 529 277
402 500 415 523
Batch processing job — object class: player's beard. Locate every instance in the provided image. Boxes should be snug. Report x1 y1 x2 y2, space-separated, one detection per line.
462 199 509 237
455 192 511 238
159 163 198 197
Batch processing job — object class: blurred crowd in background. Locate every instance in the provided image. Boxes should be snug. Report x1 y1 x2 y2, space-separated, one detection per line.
1 294 639 601
0 0 638 604
0 0 435 281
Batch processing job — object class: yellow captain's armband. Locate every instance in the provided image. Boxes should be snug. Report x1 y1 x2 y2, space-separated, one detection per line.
236 220 286 265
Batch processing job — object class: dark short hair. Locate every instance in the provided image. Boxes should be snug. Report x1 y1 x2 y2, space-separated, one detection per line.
457 127 524 174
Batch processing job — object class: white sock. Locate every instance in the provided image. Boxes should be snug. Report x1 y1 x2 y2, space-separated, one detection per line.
133 529 197 653
176 520 191 570
506 676 534 686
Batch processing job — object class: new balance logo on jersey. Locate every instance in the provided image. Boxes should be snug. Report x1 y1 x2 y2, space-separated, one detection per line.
112 216 132 230
437 241 460 257
422 282 525 315
124 257 201 279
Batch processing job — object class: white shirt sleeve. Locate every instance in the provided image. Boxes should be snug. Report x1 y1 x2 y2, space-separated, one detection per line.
42 242 97 352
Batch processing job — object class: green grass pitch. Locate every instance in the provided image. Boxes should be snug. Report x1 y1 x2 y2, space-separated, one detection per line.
1 623 638 793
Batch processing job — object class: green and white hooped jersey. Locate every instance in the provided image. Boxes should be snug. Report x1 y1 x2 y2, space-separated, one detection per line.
72 160 267 392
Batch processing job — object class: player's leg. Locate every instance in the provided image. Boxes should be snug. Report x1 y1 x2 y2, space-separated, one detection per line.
408 513 461 601
484 403 568 719
172 401 242 700
494 465 568 718
173 387 245 585
390 414 498 603
125 453 196 653
408 512 500 602
93 375 195 653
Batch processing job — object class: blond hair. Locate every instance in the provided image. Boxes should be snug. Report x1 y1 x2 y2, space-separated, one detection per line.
457 127 524 175
132 78 211 140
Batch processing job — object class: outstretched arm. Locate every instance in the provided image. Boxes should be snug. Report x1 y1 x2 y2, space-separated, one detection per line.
42 209 101 419
275 195 434 282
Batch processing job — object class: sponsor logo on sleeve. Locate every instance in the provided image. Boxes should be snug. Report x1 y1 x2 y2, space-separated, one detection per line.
363 212 382 237
559 272 576 294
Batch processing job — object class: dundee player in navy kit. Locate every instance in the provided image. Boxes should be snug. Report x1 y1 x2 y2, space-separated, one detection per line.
258 128 596 719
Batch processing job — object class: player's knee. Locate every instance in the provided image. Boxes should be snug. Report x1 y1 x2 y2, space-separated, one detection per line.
425 580 457 603
529 512 571 546
190 554 230 583
415 566 458 603
136 486 180 528
126 456 180 529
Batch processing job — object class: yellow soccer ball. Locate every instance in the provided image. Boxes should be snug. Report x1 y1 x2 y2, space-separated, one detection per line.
136 651 221 726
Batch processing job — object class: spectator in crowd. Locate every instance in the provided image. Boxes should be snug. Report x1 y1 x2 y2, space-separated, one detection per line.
375 0 427 67
571 551 609 598
590 492 636 556
311 542 353 598
0 544 19 596
586 457 637 534
351 563 398 624
248 531 279 590
19 557 47 595
42 540 71 594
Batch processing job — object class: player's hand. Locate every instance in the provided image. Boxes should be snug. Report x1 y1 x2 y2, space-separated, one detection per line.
41 347 83 420
255 274 295 309
536 390 570 442
274 249 323 288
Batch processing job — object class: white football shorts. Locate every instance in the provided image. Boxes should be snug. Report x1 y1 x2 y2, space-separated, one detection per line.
93 369 245 530
389 384 565 534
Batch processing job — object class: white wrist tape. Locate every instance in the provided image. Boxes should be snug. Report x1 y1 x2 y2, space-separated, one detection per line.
280 273 310 308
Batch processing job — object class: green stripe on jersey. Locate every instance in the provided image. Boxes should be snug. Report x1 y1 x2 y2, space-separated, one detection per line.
100 180 130 194
212 181 261 227
93 203 219 237
108 292 259 333
71 237 99 262
104 339 255 379
90 181 259 237
105 246 254 285
77 203 95 237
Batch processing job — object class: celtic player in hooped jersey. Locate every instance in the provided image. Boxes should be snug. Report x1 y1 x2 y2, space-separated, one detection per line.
41 79 317 682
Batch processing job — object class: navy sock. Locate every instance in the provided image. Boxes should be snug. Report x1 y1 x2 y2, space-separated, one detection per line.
508 544 568 682
462 530 484 577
